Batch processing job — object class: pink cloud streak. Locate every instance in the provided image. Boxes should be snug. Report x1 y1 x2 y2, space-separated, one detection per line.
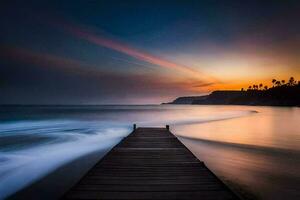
63 24 215 82
0 45 211 93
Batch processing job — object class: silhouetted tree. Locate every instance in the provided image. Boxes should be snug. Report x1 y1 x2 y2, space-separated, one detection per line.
272 79 276 87
248 86 252 90
259 83 263 90
275 81 281 87
264 85 268 90
281 80 285 85
289 77 295 86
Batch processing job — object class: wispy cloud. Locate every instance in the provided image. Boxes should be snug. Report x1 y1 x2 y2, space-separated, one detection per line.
0 45 211 94
1 45 96 75
1 45 214 104
192 82 215 88
61 23 218 83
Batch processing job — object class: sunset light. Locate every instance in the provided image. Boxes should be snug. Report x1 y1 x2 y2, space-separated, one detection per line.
0 1 299 200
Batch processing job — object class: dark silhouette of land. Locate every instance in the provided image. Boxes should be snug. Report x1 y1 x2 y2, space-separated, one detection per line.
167 77 300 106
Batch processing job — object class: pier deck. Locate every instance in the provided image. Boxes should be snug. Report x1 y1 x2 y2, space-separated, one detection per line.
63 126 239 200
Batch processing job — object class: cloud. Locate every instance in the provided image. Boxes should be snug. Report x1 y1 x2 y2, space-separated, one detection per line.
0 45 210 104
61 23 218 83
192 82 216 88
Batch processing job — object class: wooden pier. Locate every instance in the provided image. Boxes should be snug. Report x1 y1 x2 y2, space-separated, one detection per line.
63 125 239 200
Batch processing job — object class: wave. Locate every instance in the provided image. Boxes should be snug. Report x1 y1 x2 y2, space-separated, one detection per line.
140 110 258 127
0 120 129 199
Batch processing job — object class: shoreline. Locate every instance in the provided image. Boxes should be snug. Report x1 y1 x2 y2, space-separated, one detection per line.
166 103 300 108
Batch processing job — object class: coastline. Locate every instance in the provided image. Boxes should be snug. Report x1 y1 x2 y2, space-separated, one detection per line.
166 84 300 107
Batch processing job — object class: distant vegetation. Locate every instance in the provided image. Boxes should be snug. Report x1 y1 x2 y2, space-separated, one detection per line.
167 77 300 106
242 77 299 92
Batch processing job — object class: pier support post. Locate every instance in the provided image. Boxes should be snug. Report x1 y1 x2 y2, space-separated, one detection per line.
133 124 137 130
166 125 170 130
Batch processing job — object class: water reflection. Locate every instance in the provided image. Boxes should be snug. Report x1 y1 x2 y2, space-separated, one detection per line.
173 106 300 200
174 106 300 150
0 105 299 199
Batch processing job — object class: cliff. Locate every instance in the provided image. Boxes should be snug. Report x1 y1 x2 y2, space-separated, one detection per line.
167 84 300 106
167 96 208 104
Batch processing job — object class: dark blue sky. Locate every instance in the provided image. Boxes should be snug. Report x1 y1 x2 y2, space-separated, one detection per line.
1 0 299 104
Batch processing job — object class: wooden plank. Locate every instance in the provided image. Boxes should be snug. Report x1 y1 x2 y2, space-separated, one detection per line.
63 127 239 200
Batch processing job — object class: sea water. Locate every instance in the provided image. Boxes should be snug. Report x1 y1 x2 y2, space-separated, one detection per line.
0 105 299 199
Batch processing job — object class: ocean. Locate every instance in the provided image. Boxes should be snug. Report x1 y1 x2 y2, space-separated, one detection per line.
0 105 299 199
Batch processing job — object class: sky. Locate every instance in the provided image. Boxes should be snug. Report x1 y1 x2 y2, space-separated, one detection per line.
0 0 299 104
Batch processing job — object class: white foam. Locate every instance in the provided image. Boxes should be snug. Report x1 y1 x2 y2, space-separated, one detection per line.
0 122 129 199
138 110 256 127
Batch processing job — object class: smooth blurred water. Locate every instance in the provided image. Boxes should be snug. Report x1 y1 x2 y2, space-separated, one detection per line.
0 105 299 199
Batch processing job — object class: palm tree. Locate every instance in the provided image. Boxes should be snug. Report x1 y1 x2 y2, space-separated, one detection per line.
275 81 281 87
272 79 276 87
289 77 295 86
264 85 268 90
248 86 252 90
281 80 285 85
259 83 263 90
